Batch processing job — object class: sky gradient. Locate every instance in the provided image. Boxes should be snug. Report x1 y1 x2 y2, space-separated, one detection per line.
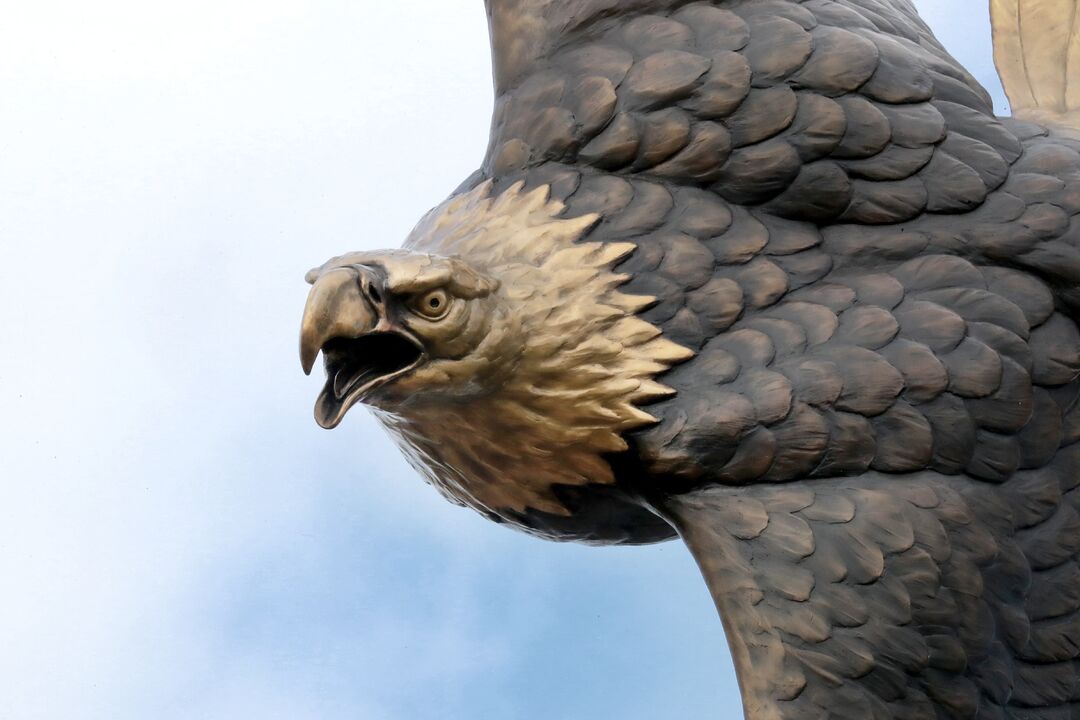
1 2 1006 718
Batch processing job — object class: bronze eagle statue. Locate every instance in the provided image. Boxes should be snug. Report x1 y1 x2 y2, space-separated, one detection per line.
299 0 1080 717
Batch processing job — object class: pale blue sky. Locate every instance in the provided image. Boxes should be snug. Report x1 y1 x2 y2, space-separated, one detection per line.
0 2 1004 719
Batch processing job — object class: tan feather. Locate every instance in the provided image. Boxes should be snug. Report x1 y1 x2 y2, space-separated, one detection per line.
388 181 695 515
992 0 1080 126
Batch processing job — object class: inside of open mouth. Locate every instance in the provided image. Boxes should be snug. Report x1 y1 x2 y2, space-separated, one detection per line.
322 333 422 399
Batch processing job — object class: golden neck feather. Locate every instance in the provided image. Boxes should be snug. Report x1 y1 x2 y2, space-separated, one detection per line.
378 181 692 518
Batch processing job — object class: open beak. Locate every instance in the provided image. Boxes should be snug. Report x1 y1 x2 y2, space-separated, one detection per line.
300 267 424 428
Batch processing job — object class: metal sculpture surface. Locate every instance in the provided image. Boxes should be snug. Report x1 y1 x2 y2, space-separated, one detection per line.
300 1 1080 717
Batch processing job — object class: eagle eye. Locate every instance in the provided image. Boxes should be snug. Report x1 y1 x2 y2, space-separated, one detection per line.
411 289 451 320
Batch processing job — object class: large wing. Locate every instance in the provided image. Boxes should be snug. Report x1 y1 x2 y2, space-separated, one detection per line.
661 464 1080 720
474 2 1080 718
475 0 1080 490
480 0 1080 306
482 0 1004 226
992 0 1080 126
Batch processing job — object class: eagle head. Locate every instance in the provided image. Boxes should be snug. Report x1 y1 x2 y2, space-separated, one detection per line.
300 250 507 429
300 181 692 542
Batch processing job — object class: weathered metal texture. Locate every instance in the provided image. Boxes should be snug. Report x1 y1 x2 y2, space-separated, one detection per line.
665 468 1080 719
992 0 1080 126
300 0 1080 717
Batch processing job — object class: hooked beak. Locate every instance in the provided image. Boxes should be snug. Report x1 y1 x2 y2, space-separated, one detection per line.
300 267 424 428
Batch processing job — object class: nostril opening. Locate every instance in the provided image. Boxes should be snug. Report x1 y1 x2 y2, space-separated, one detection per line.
368 283 382 304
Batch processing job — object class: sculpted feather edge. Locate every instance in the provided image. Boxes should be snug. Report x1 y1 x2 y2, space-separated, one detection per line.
303 180 694 521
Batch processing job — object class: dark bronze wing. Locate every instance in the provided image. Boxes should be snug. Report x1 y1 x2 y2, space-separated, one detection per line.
481 0 1003 226
476 1 1080 718
663 466 1080 719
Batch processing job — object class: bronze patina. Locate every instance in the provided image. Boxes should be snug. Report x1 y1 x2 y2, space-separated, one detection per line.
301 1 1080 717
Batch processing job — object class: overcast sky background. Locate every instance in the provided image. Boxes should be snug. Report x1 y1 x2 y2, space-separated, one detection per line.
1 2 1006 718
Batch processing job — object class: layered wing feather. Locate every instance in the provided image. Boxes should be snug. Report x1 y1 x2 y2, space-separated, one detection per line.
482 0 1080 307
484 0 1001 225
664 461 1080 719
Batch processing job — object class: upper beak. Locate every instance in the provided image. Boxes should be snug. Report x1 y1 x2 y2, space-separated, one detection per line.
299 267 377 375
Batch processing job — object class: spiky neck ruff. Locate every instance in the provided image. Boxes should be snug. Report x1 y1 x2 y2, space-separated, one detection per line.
376 181 692 524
